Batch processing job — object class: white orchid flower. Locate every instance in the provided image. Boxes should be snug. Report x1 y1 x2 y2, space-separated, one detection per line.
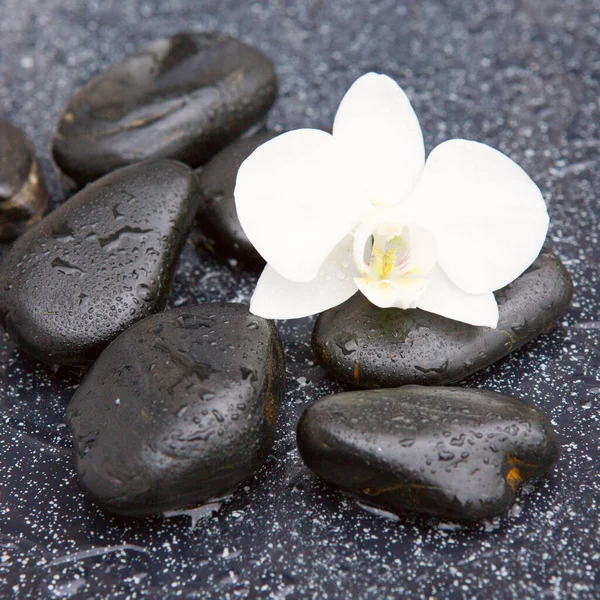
234 73 549 327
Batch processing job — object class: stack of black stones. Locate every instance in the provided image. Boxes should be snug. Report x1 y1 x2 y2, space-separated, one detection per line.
0 32 572 523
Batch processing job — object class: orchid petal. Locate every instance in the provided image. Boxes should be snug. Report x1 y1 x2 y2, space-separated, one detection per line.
235 129 368 283
416 265 499 328
401 222 438 277
406 139 549 294
333 73 425 204
250 237 359 320
355 276 429 310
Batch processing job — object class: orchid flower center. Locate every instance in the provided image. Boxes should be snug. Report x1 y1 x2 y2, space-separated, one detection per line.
352 207 437 309
368 229 411 281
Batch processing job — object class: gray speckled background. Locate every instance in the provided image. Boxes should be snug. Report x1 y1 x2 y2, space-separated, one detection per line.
0 1 599 598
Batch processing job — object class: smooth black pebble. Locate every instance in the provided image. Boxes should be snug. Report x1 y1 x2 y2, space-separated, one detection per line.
313 249 573 388
66 303 285 517
53 32 278 185
297 385 559 521
195 132 277 266
0 119 48 241
0 159 199 366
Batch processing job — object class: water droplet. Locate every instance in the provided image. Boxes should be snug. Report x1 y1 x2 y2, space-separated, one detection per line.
336 336 358 356
51 257 84 276
136 283 155 302
414 358 449 374
240 366 257 382
437 441 455 461
176 314 212 329
99 226 152 251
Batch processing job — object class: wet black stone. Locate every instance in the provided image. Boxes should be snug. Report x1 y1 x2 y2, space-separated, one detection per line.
66 303 285 517
0 119 48 241
195 132 277 266
313 249 573 388
0 159 199 366
297 385 560 521
52 32 278 186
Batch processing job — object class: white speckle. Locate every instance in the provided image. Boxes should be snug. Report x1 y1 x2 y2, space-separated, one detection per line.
20 56 34 69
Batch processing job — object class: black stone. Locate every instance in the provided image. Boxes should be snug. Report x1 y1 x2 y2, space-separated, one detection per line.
297 385 560 521
0 159 199 366
66 303 285 517
195 132 277 266
0 119 48 241
52 32 278 186
313 249 573 388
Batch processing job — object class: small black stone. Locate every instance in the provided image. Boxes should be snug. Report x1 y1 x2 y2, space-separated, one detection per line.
0 119 48 241
195 132 277 266
52 32 278 186
297 385 560 521
0 159 199 366
66 303 285 517
313 249 573 388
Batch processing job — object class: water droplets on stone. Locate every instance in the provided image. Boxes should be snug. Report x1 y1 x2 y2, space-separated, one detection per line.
313 249 573 388
0 160 199 365
297 386 560 521
66 304 285 515
52 32 278 185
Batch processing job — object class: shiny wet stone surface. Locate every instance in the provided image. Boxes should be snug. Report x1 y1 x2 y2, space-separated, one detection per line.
297 386 560 521
0 159 198 366
52 32 277 185
313 249 573 389
67 304 285 516
0 119 48 241
1 1 600 599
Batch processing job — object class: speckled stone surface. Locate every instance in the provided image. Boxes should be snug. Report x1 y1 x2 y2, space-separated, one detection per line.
0 1 599 599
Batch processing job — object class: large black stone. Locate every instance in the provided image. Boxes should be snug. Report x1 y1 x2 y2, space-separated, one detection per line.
66 303 285 517
195 132 277 266
313 249 573 388
0 159 198 366
297 386 560 521
0 119 48 241
52 32 278 186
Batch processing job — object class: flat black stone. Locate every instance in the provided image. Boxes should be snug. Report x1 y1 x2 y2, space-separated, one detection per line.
66 303 285 517
52 32 278 186
297 385 560 521
0 119 48 241
313 249 573 388
0 159 199 366
195 132 277 266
